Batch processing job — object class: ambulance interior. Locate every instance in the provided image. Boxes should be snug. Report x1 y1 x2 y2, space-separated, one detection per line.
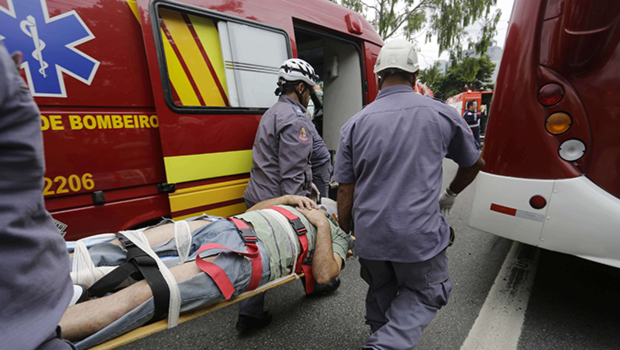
294 27 364 155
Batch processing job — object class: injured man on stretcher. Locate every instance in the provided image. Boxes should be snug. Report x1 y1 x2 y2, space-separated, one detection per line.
60 195 350 349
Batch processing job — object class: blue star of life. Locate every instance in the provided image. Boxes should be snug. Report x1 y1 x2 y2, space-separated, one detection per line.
0 0 99 97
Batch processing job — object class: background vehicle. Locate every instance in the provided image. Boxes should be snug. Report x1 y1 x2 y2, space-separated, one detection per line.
0 0 382 240
446 90 493 134
469 0 620 267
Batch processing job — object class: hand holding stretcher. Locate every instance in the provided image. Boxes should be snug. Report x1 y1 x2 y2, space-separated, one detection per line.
61 195 352 349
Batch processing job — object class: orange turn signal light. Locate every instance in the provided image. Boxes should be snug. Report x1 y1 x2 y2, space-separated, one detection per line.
545 112 572 135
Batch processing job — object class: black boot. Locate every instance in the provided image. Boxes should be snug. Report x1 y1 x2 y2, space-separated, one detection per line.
235 311 273 333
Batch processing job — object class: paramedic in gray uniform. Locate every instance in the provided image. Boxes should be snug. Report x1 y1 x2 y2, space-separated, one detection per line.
0 43 76 349
243 58 319 209
240 58 338 333
310 122 332 200
333 39 485 350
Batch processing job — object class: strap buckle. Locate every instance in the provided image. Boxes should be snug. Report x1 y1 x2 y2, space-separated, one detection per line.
227 217 257 243
291 218 307 235
118 234 135 249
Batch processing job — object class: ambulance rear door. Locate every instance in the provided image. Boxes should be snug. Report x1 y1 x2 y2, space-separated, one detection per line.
135 0 291 219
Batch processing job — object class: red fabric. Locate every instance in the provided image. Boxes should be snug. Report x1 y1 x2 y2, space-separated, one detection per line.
195 240 262 300
229 217 251 230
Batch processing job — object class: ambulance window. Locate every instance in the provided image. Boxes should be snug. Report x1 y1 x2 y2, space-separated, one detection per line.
156 7 289 110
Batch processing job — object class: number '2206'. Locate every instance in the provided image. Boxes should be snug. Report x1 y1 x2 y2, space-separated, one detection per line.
43 173 95 196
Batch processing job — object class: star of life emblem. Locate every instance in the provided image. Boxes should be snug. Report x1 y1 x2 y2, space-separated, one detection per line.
0 0 100 97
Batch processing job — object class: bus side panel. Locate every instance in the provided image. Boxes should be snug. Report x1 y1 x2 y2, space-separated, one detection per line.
540 177 620 268
469 172 552 246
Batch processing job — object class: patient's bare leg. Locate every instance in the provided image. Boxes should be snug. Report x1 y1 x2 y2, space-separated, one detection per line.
60 257 208 341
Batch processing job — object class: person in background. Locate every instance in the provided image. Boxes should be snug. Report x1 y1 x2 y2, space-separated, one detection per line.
0 43 77 349
334 39 485 349
463 100 482 149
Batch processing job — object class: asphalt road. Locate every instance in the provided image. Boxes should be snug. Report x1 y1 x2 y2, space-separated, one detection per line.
119 159 620 350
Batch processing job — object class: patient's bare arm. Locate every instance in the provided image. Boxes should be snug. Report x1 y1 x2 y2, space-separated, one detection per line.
297 208 342 284
247 195 318 212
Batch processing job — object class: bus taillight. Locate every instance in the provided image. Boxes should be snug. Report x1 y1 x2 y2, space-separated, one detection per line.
545 112 572 135
538 83 564 106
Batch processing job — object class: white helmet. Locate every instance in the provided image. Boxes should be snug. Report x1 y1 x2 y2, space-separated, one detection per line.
373 39 419 74
278 58 317 87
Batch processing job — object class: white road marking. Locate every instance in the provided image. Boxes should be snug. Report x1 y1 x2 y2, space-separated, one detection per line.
461 241 540 350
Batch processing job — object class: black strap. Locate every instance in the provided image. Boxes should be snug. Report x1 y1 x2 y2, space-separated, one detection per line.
88 234 170 323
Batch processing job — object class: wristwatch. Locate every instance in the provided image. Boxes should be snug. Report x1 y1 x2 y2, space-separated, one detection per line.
446 187 458 197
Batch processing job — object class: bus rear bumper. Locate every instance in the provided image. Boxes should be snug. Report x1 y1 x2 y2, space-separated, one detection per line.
469 172 620 268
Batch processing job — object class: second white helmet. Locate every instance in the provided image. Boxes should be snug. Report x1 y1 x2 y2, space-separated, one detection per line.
373 39 419 74
278 58 317 87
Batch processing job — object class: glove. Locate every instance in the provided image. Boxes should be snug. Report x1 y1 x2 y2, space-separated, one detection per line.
439 189 457 217
309 183 321 203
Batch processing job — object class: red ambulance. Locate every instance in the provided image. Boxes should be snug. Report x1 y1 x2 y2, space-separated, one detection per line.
0 0 383 240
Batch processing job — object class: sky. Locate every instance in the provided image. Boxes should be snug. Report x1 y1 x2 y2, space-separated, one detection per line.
411 0 516 69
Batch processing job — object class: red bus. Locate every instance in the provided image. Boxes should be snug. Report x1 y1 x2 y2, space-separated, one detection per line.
469 0 620 267
0 0 382 240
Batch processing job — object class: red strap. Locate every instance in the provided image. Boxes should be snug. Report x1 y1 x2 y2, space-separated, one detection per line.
267 206 307 234
267 206 314 294
195 242 262 300
296 234 315 294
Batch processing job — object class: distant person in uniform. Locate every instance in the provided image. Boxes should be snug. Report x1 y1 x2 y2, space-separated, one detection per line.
240 58 339 333
0 43 78 349
334 39 485 350
463 100 482 149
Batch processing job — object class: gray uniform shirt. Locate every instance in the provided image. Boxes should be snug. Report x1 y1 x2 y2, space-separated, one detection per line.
0 44 73 348
244 95 314 203
333 85 481 263
310 122 330 168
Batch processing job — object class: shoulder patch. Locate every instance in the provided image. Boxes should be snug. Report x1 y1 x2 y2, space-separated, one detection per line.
298 127 309 141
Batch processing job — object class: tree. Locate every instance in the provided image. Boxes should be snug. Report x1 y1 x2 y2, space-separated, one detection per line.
418 61 442 91
419 55 495 101
331 0 501 57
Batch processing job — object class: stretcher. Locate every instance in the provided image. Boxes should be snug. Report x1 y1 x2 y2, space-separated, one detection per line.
73 199 348 349
89 272 303 350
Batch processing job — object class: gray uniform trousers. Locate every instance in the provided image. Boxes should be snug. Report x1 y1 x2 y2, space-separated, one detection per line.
360 249 451 350
312 161 333 200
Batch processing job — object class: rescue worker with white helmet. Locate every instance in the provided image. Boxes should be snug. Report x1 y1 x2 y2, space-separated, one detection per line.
240 58 340 333
333 39 485 349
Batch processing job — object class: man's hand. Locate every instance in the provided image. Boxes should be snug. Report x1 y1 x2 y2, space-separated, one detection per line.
296 207 328 228
439 189 457 217
247 195 318 212
285 195 319 210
